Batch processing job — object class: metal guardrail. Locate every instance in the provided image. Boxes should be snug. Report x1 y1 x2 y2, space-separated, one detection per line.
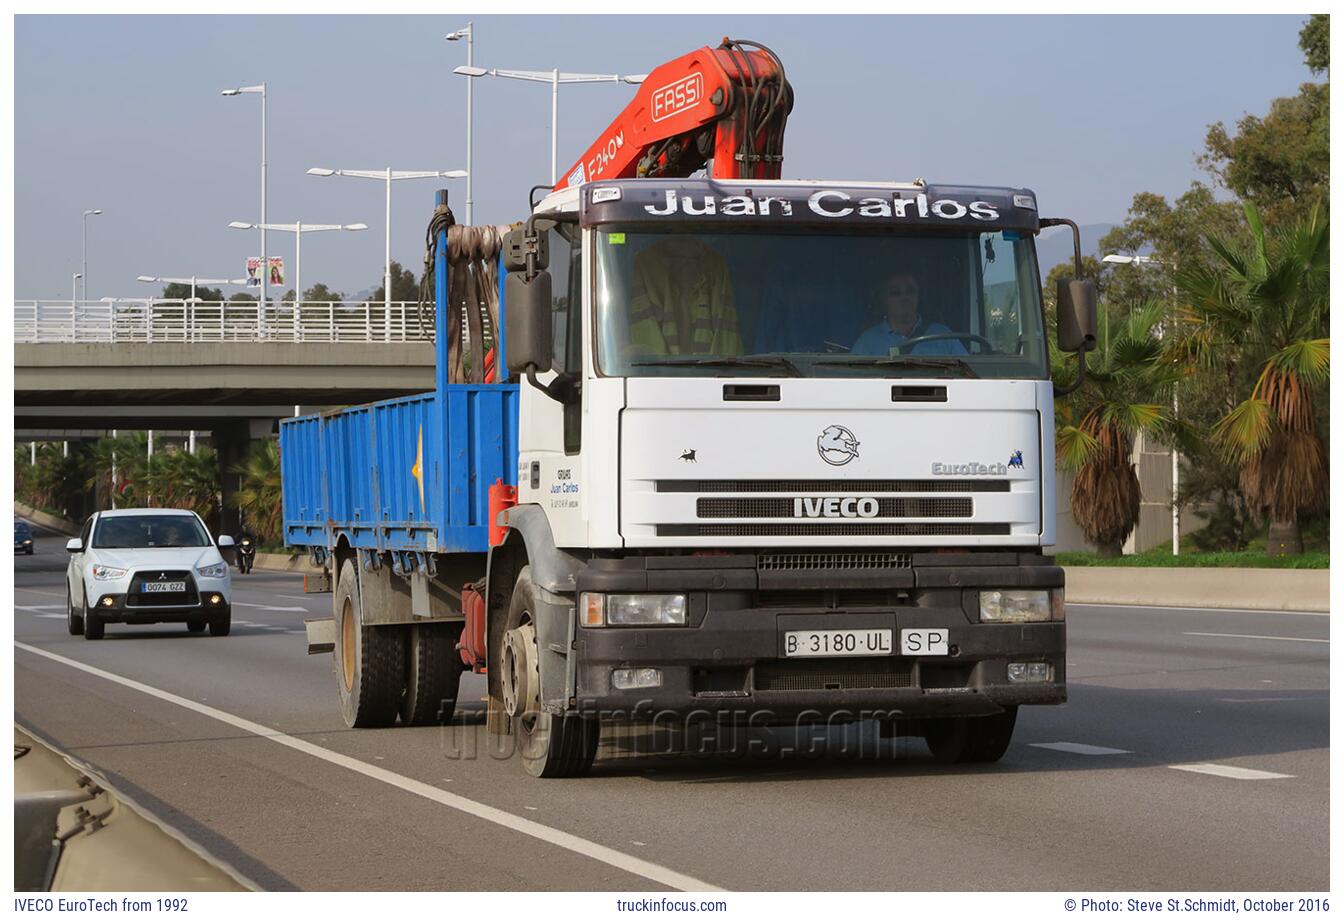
14 300 431 344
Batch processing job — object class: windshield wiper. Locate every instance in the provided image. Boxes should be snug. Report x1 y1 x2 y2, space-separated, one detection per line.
814 356 979 378
631 356 804 377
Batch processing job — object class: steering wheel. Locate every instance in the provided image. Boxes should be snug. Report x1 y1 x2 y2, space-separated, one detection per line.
896 332 995 355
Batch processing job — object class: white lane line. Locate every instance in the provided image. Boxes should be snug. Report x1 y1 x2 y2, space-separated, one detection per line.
1169 763 1294 780
17 605 63 612
15 588 68 598
1069 603 1328 617
275 595 320 602
233 602 308 612
1030 742 1133 756
1216 697 1315 704
1184 632 1328 644
14 641 719 892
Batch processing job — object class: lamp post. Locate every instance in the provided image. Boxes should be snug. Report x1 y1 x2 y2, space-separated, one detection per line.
306 167 465 341
228 220 367 308
1102 252 1182 555
445 24 474 225
220 83 267 327
136 275 250 303
452 65 646 185
72 272 82 304
82 209 102 302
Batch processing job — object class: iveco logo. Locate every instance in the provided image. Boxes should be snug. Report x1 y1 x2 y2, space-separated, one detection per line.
794 497 880 519
817 425 860 466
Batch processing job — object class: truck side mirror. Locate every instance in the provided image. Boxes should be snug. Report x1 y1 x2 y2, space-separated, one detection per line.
502 225 549 273
1057 278 1098 353
506 270 553 375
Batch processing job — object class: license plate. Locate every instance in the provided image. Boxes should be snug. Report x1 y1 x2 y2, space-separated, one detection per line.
901 628 949 656
142 581 186 593
784 628 893 658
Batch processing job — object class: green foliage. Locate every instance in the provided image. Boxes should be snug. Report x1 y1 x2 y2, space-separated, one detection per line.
229 291 259 303
302 282 344 303
228 439 282 544
368 261 418 303
1299 14 1329 74
1055 548 1328 569
161 282 224 302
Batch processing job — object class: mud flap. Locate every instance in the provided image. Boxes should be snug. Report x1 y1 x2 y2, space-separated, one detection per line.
305 617 335 655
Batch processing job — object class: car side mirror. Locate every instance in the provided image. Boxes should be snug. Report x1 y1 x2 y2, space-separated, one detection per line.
218 535 235 548
66 538 83 554
1057 278 1098 353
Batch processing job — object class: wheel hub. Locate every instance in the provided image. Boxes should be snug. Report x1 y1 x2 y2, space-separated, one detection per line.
500 622 539 719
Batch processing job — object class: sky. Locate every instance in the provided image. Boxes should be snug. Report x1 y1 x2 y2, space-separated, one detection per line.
13 12 1317 301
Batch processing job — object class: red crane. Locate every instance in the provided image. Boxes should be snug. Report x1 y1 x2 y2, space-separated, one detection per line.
553 38 792 193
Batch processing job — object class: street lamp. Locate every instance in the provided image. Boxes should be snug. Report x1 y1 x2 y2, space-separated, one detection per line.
445 24 475 225
228 220 367 307
306 167 466 341
72 272 82 304
453 65 646 185
220 83 267 324
82 209 102 302
1102 252 1182 555
136 275 250 302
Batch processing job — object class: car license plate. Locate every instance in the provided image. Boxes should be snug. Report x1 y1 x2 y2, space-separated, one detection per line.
901 628 949 656
784 628 892 658
142 581 186 593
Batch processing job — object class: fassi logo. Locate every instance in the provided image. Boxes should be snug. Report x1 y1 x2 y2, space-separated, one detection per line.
651 72 704 122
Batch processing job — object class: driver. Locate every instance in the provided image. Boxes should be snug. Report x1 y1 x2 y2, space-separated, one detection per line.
851 269 967 356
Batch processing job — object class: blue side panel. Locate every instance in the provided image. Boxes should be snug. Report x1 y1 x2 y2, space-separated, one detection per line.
281 384 519 554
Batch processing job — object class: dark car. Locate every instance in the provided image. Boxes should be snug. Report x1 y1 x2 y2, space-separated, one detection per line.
15 521 34 555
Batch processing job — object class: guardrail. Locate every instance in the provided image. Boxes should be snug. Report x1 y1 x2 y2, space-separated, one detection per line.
14 300 432 344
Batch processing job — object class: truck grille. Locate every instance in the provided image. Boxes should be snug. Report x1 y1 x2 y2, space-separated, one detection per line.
697 497 972 519
659 523 1011 537
755 658 914 691
659 479 1008 493
758 552 912 571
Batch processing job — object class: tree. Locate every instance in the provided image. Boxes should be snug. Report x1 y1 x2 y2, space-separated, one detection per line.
1175 202 1329 554
368 261 418 304
229 291 259 303
1054 301 1184 557
229 439 282 545
161 282 224 302
303 282 343 302
145 446 220 522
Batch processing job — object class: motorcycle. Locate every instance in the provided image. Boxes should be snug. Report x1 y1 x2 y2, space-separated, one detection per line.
236 535 256 575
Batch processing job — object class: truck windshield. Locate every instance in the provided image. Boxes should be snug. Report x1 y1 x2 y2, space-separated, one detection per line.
594 227 1048 379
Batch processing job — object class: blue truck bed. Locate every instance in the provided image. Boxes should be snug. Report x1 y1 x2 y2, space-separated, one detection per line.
280 384 519 555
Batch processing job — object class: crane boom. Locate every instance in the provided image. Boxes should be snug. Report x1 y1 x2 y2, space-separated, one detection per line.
554 38 792 193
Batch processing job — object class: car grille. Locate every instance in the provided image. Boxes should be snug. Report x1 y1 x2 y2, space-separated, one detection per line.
755 658 914 691
697 497 972 519
658 479 1008 493
658 522 1011 537
126 570 199 608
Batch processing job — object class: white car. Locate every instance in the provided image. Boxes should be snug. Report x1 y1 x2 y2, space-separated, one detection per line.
65 509 235 640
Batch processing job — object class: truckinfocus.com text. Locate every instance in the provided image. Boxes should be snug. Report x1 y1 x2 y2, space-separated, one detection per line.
616 899 729 912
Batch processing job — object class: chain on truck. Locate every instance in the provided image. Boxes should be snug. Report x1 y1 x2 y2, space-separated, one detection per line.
281 38 1099 778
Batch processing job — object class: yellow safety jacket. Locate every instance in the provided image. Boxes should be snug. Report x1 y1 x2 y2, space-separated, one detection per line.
628 240 743 356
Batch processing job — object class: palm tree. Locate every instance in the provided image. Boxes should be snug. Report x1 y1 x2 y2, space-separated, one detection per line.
230 439 282 545
146 446 220 521
1055 301 1185 557
83 432 146 509
1175 203 1328 554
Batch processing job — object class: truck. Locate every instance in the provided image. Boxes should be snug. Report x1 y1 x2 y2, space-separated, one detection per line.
281 38 1099 778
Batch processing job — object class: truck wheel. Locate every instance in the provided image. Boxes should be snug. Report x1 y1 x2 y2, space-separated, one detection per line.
399 623 465 726
924 707 1018 764
333 559 405 728
66 588 84 636
500 566 598 778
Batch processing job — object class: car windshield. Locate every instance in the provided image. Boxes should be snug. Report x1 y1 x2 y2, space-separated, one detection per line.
15 523 30 535
594 227 1048 379
92 515 210 549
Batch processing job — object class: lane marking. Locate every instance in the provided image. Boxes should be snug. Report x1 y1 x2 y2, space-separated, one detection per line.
1030 742 1133 756
1215 697 1315 703
1169 763 1294 780
17 605 63 612
15 641 719 892
1184 632 1328 644
1069 603 1327 618
16 588 68 598
233 602 308 612
275 595 321 602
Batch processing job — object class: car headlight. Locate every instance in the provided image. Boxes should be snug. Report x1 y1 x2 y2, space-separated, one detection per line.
197 562 229 579
579 593 687 627
91 565 127 581
980 589 1053 623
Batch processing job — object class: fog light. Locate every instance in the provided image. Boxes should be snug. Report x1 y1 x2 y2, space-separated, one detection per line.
101 596 115 607
208 594 223 605
1007 661 1052 683
612 667 662 690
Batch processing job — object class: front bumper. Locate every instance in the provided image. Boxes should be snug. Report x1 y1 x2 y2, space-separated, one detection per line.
87 571 231 624
573 551 1065 720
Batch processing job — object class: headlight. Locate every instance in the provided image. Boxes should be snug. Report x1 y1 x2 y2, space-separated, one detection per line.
197 562 229 579
980 589 1052 623
91 565 127 581
579 593 687 627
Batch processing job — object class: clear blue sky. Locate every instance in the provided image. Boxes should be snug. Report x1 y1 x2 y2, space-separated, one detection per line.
15 13 1315 300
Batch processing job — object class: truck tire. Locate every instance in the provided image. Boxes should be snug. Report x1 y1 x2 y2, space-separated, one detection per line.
399 623 465 726
500 566 598 778
333 559 405 728
66 588 84 636
924 707 1018 764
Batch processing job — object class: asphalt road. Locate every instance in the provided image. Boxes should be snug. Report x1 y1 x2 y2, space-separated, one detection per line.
14 526 1329 891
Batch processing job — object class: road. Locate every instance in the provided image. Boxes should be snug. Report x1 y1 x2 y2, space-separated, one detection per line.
14 525 1329 891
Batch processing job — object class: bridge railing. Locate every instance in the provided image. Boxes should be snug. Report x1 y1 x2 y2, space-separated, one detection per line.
14 300 433 344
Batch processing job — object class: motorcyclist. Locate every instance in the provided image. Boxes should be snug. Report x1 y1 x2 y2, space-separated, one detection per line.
235 523 257 574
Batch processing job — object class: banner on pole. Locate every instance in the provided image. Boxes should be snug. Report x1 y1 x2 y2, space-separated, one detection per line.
246 257 285 287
